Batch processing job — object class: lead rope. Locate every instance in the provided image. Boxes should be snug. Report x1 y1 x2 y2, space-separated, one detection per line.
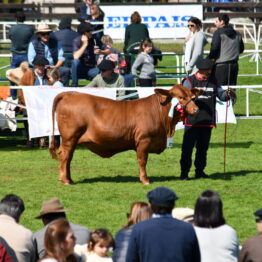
224 64 231 177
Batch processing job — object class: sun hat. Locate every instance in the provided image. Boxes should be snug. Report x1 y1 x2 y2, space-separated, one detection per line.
172 207 194 223
36 23 52 34
147 186 178 205
35 198 68 219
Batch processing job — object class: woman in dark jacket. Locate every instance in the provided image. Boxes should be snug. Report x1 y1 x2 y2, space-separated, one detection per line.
124 11 149 73
113 202 152 262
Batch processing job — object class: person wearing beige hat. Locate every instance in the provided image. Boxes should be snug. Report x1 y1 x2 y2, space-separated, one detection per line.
33 198 90 259
172 207 194 224
28 23 70 86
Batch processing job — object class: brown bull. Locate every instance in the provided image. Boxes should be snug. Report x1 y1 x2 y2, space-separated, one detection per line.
50 84 199 185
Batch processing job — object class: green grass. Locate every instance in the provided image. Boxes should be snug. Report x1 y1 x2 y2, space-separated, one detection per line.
0 42 262 244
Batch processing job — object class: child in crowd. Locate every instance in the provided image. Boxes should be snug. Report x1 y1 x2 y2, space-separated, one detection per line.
46 68 64 87
95 35 134 88
131 38 156 87
74 228 115 262
95 35 120 73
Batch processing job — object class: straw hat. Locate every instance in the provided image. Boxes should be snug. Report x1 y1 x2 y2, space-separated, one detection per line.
36 23 52 34
35 198 68 219
172 207 194 223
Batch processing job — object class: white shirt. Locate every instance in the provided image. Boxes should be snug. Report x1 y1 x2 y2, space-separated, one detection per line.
194 224 239 262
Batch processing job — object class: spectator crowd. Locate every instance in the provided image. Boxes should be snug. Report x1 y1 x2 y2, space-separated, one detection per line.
0 187 261 262
0 11 251 262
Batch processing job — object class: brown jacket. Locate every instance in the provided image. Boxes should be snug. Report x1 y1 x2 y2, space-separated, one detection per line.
239 233 262 262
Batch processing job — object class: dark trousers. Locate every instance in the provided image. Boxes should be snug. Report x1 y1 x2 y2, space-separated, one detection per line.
58 66 71 87
180 126 212 176
139 78 153 87
214 62 239 85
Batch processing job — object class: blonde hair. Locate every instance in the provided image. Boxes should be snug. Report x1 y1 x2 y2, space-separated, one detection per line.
47 68 61 85
101 35 113 46
125 201 152 228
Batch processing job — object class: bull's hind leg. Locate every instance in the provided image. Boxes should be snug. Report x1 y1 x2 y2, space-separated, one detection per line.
136 142 150 185
58 139 77 185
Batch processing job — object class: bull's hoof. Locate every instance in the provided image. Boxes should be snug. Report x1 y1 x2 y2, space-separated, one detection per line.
140 178 150 185
61 180 75 185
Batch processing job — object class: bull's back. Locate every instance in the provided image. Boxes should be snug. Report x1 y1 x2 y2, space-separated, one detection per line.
56 92 167 155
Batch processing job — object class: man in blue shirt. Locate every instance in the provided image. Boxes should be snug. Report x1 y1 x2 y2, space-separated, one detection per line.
126 187 201 262
28 23 70 86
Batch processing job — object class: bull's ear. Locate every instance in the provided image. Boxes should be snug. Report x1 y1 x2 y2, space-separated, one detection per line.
154 88 171 104
154 88 170 97
191 88 203 97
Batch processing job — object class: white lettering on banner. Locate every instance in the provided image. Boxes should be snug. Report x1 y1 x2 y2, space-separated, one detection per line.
106 16 190 29
102 5 203 39
23 87 236 139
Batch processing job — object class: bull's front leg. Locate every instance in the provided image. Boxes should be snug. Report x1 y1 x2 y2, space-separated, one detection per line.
58 141 76 185
136 142 150 185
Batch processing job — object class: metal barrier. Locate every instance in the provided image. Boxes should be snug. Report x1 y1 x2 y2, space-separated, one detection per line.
0 85 261 120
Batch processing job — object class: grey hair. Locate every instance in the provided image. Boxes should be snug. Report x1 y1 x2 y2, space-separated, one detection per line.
0 194 25 219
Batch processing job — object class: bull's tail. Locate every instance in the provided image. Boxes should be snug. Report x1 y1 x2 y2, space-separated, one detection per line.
49 93 65 160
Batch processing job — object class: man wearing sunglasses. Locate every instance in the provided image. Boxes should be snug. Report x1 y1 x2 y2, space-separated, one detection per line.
28 23 70 86
239 208 262 262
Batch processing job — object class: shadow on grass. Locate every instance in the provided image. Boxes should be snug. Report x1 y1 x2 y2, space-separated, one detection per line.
76 170 262 184
209 141 254 148
77 175 179 184
210 170 262 180
172 141 254 149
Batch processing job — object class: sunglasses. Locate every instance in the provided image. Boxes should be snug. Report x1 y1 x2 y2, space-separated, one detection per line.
188 24 195 28
40 32 50 36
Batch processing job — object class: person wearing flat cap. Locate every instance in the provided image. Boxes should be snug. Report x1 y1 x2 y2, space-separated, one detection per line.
180 58 233 180
86 59 124 91
28 23 70 86
33 198 90 259
239 208 262 262
126 186 200 262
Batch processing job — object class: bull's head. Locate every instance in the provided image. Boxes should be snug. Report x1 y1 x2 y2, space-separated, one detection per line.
154 84 199 115
154 84 199 138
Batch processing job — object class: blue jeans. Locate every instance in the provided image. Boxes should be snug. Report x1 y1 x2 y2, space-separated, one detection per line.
10 55 28 98
57 66 70 87
71 59 99 87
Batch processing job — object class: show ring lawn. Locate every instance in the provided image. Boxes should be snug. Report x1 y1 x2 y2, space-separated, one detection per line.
0 42 262 245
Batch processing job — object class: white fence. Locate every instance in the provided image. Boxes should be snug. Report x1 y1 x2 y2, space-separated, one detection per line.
3 85 262 120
